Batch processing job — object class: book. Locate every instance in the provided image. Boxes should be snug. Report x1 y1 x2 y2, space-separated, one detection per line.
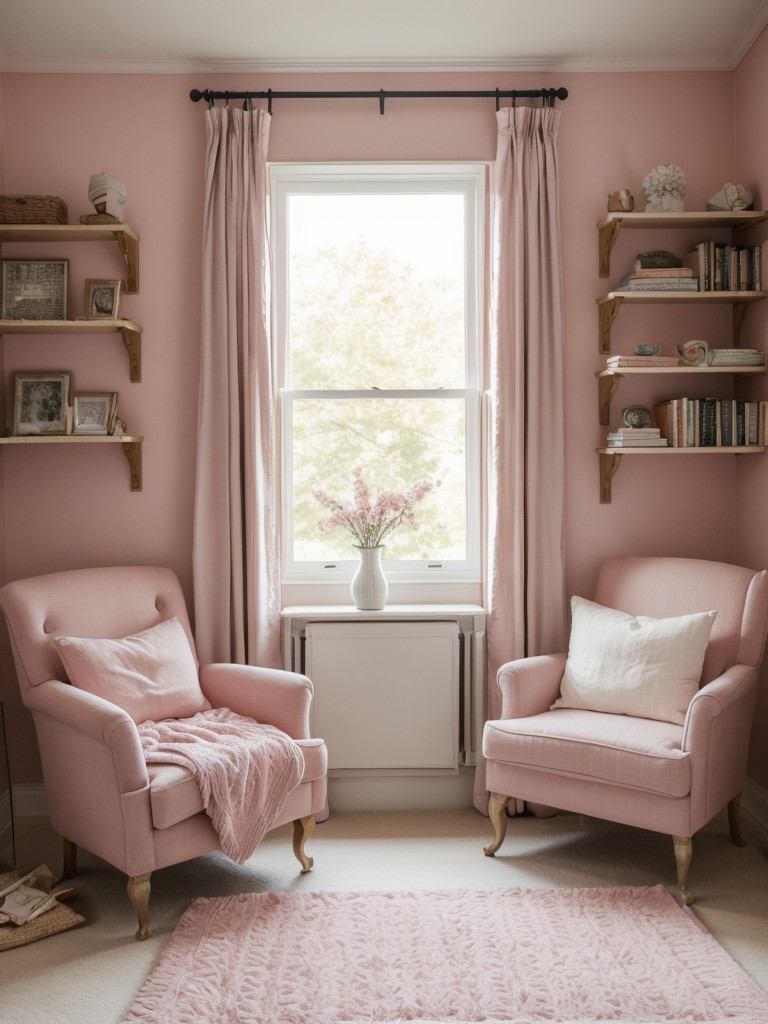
616 277 699 292
611 427 661 436
605 438 668 447
631 267 693 279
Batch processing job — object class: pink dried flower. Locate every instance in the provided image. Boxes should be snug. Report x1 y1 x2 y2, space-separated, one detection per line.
312 468 438 548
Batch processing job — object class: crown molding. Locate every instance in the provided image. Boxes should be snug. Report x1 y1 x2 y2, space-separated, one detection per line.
0 53 754 75
729 0 768 67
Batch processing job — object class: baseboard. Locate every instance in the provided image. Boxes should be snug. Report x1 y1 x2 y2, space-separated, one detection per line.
11 783 48 819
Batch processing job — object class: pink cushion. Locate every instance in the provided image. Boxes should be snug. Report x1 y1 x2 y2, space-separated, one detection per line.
483 708 690 798
54 617 211 724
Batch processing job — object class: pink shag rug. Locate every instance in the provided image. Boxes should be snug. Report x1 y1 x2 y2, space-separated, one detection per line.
121 885 768 1024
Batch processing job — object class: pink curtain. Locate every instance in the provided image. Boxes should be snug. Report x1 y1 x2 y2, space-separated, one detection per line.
193 105 282 669
474 104 568 812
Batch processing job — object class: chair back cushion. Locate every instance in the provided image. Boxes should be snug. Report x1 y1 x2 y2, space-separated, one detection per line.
54 616 209 723
594 556 768 685
0 566 198 700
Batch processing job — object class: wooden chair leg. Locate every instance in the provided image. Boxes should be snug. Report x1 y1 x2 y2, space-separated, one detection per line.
127 872 152 941
293 815 315 873
673 835 694 906
728 793 746 847
483 792 509 857
61 836 77 878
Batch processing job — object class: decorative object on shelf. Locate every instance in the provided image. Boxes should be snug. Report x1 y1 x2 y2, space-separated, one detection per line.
634 250 683 270
0 195 67 225
642 163 687 212
708 348 765 367
622 405 655 429
313 467 436 611
678 339 709 366
80 172 127 225
707 183 754 212
350 545 389 611
633 344 662 356
1 259 68 320
83 278 121 319
71 392 119 435
607 189 634 212
12 371 70 436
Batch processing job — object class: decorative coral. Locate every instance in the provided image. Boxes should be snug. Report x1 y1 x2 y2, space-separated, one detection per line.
642 164 687 212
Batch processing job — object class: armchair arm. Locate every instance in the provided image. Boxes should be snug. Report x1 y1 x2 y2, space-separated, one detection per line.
496 653 567 720
682 663 759 828
682 663 758 754
199 663 313 739
25 680 149 793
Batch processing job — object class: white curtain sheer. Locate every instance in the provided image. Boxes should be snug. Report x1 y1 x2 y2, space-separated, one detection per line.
193 105 282 669
474 104 568 812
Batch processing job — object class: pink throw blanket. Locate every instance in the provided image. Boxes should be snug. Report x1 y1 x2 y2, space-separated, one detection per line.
137 708 304 863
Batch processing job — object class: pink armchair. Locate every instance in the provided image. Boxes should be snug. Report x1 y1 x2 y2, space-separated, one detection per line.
482 556 768 905
0 566 327 939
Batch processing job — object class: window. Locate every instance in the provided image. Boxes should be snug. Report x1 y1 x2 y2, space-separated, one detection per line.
272 163 485 583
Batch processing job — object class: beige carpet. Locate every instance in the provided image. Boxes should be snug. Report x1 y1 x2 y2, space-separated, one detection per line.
1 807 767 1024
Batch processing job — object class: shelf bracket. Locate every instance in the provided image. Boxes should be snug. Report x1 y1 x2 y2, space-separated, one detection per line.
598 374 622 426
122 441 142 491
598 219 622 278
115 230 140 293
599 451 622 504
598 296 622 354
120 324 142 382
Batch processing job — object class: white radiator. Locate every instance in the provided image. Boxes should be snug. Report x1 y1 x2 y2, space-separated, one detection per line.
303 620 465 772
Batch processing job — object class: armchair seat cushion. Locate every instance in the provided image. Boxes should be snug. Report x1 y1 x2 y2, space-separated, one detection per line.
147 737 327 830
483 708 690 798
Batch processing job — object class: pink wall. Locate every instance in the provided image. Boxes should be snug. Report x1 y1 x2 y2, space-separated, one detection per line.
733 30 768 791
0 57 765 791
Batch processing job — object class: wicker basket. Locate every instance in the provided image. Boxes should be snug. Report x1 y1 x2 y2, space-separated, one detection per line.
0 195 68 225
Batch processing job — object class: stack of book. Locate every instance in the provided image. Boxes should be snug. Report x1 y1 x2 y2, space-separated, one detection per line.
615 267 698 292
684 241 763 291
606 354 681 368
707 348 765 367
605 427 667 448
653 397 768 447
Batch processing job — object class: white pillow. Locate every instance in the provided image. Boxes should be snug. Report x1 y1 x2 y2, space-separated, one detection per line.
552 596 716 725
55 617 211 724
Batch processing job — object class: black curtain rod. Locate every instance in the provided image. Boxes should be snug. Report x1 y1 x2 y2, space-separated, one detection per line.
189 86 568 115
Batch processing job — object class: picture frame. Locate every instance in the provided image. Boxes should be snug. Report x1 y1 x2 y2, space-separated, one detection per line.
13 371 70 436
1 260 68 321
83 278 121 320
71 391 118 435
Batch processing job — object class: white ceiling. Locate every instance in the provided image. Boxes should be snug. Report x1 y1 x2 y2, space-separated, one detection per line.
1 0 768 74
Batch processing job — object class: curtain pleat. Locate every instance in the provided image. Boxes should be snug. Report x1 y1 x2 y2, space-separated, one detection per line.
193 106 281 669
474 105 568 812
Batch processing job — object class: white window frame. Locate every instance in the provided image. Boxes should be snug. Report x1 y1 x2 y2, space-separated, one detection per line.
271 162 485 585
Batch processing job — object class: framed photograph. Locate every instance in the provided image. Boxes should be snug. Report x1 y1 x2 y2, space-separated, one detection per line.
83 278 121 320
71 391 118 435
1 260 68 320
13 371 70 436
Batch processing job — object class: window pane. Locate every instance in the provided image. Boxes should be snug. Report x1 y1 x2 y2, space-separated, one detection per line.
288 193 466 390
289 395 467 562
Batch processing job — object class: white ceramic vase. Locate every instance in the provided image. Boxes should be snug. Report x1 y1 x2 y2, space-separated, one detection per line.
351 546 389 610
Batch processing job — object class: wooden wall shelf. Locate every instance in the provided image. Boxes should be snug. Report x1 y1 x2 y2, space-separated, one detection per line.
0 319 142 381
596 364 765 425
597 210 768 278
598 445 765 504
0 223 140 292
0 435 143 491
